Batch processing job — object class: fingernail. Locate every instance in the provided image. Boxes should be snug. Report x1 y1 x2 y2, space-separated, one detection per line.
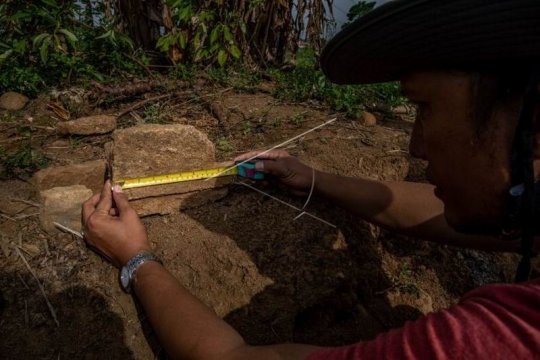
113 184 123 193
255 161 264 171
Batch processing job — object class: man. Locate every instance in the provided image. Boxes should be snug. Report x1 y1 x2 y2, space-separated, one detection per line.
82 0 540 358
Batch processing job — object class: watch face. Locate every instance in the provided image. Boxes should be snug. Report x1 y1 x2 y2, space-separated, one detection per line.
120 266 130 289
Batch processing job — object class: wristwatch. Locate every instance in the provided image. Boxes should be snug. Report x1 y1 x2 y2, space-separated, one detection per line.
120 251 162 293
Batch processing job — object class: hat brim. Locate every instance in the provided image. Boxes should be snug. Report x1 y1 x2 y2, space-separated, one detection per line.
321 0 540 85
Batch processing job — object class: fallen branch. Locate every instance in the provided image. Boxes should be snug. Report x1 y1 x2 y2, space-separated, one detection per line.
16 247 60 327
116 93 174 118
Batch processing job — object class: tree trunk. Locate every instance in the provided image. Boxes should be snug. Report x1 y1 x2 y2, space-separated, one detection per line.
117 0 164 51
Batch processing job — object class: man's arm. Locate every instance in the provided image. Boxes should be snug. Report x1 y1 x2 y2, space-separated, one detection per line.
236 150 519 252
82 182 319 360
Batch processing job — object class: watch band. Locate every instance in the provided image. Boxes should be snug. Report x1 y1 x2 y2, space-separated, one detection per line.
120 251 162 293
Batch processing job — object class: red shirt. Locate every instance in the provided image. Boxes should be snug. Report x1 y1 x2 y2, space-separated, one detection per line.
306 278 540 360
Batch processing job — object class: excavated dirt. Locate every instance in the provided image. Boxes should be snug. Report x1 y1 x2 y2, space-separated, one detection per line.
0 86 530 359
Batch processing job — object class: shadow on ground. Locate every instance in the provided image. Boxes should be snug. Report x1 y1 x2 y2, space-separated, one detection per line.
0 271 134 360
181 185 422 347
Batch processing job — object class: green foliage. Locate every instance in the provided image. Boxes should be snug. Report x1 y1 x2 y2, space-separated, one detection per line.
216 137 235 155
0 145 49 178
288 113 305 126
0 0 145 96
343 1 376 28
205 66 261 92
143 104 169 124
158 1 244 67
273 48 406 118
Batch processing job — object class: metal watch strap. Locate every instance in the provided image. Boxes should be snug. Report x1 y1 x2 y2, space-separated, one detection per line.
120 251 162 293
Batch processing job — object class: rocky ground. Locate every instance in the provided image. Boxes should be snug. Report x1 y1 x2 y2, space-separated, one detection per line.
0 81 527 359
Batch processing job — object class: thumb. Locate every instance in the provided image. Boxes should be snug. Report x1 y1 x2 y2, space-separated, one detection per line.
255 159 291 178
112 185 132 214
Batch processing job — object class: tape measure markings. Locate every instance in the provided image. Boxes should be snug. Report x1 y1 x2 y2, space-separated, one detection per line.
117 166 238 190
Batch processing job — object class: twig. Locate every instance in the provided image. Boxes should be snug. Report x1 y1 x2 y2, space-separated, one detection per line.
54 222 83 239
9 198 41 208
237 182 336 228
207 117 337 180
123 53 154 78
16 247 59 327
17 273 30 290
116 93 174 118
0 212 40 221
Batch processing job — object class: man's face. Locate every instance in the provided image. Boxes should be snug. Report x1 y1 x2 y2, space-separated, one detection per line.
401 71 520 234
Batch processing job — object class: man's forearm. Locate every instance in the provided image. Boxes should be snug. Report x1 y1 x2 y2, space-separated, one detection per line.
133 261 320 360
313 171 518 252
133 261 246 359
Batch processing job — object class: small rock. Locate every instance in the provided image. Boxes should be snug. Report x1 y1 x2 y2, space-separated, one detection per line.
33 160 106 194
39 185 92 234
360 111 377 126
56 115 117 135
0 92 29 111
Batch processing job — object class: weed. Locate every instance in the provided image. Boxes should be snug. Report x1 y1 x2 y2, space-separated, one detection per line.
288 113 305 126
216 137 235 155
143 104 168 124
270 117 283 128
0 113 16 123
1 145 49 178
241 121 254 135
272 48 407 118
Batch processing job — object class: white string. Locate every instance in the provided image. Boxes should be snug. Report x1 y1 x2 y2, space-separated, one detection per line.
302 167 316 210
206 117 337 181
237 182 336 228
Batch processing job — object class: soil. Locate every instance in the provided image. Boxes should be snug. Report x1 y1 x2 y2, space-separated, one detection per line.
0 81 530 359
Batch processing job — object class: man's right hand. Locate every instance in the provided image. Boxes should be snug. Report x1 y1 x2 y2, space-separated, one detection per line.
235 150 316 194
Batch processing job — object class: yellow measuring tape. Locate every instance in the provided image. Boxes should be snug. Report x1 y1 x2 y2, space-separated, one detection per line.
116 166 238 190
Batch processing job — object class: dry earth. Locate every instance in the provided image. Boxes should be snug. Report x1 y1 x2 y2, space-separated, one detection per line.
0 82 530 359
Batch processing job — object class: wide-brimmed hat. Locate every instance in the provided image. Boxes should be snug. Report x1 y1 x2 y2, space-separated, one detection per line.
321 0 540 84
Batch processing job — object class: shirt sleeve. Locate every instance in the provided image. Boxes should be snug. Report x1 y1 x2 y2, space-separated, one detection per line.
305 279 540 360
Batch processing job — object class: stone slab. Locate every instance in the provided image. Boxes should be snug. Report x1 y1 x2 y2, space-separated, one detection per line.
57 115 117 135
112 124 233 200
33 160 106 194
40 185 92 234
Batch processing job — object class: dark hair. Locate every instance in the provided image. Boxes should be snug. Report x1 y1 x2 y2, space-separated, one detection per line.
470 71 531 132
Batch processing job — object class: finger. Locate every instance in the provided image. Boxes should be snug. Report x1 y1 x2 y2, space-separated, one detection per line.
95 180 113 213
112 185 133 216
82 194 100 224
234 149 289 162
109 208 119 217
254 159 290 177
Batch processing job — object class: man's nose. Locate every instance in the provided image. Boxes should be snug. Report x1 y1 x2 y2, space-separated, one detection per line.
409 120 427 160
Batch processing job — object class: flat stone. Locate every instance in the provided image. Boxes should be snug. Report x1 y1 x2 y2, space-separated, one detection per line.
33 160 106 194
131 188 229 217
113 124 233 201
39 185 92 234
56 115 117 135
0 92 29 110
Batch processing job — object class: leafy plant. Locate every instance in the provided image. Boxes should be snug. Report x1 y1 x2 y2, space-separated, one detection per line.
0 145 49 178
0 0 145 95
273 48 406 118
343 1 376 28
